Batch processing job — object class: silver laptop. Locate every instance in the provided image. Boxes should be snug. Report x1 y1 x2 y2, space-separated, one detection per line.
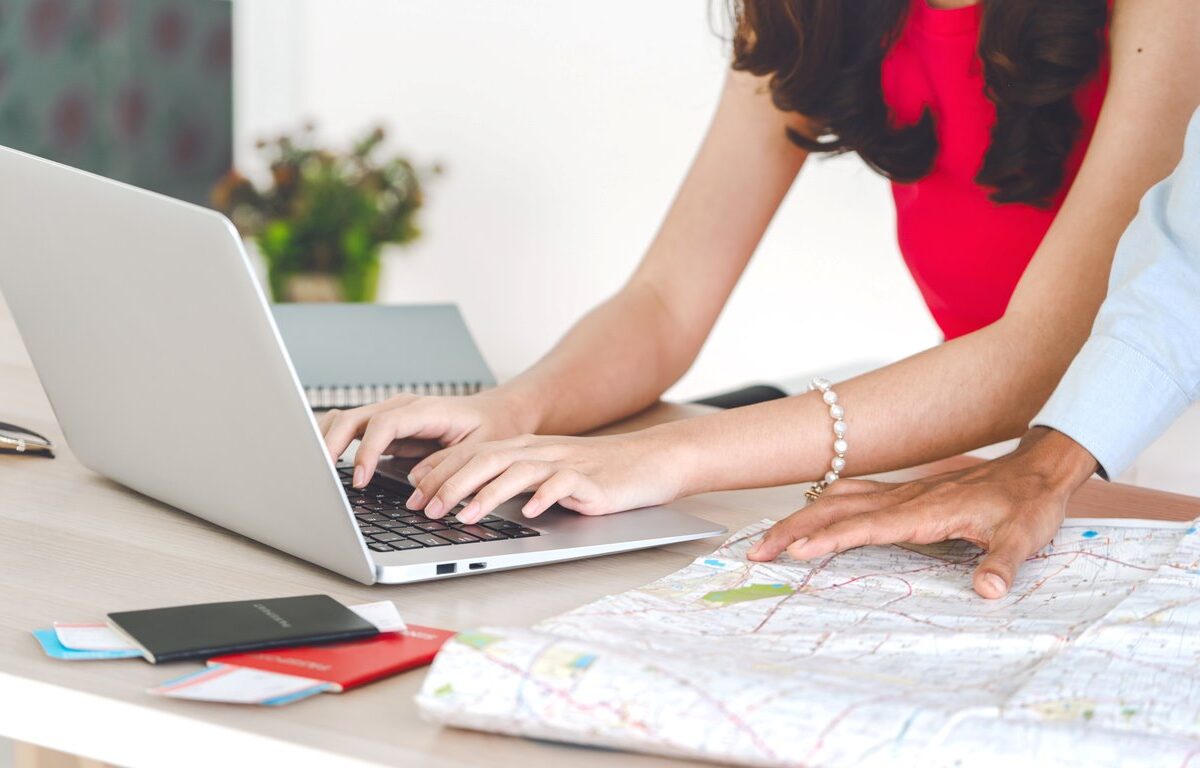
0 146 725 585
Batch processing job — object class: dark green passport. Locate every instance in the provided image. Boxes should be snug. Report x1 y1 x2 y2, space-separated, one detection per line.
107 594 378 663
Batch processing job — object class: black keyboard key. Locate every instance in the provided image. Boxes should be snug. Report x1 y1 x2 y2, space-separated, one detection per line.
371 532 404 543
437 528 482 544
479 514 504 523
409 533 450 547
388 539 424 550
357 513 386 523
415 520 449 531
508 526 541 538
367 543 392 552
359 526 386 535
388 526 423 536
457 524 509 541
482 519 522 531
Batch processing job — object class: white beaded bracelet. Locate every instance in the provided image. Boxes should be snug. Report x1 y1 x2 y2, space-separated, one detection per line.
804 376 847 502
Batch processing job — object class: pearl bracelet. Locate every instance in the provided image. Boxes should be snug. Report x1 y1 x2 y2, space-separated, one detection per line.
804 376 847 502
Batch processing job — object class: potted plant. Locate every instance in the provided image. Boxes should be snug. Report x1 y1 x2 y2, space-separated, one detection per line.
211 125 435 302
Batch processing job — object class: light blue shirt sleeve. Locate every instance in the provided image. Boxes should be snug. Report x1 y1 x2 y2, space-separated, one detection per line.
1034 108 1200 479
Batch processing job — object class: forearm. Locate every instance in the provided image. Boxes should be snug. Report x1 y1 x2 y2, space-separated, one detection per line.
651 175 1163 495
491 70 809 436
656 316 1081 494
495 280 697 436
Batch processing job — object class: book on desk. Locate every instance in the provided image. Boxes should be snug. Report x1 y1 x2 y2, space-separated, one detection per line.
272 303 496 410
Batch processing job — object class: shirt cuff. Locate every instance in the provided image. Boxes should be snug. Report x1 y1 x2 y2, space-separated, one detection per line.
1033 335 1192 480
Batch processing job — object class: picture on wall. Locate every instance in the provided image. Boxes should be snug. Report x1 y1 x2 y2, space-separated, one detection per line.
0 0 232 205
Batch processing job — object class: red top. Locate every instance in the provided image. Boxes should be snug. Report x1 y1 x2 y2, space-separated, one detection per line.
880 0 1108 339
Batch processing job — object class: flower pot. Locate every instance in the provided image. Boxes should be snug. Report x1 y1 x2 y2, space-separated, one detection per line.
278 272 344 303
267 258 381 304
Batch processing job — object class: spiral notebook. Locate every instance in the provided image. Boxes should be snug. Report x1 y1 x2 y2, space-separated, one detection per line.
271 303 496 410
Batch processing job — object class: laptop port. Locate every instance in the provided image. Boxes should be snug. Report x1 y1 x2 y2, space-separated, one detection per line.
468 562 486 570
436 563 457 575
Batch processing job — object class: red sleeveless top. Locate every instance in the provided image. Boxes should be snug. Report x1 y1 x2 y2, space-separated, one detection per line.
880 0 1109 339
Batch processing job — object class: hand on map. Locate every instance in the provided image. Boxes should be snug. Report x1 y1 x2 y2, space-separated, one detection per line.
746 428 1101 599
400 430 689 524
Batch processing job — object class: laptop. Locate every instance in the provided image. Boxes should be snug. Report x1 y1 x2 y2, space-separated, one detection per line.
0 146 725 585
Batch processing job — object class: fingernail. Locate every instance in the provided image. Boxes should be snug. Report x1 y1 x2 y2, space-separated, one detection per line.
352 466 366 488
406 488 425 510
457 501 480 523
983 573 1007 598
425 498 444 519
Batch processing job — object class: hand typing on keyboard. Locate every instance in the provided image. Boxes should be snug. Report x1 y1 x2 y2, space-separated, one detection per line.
336 467 542 552
400 432 690 526
318 393 537 488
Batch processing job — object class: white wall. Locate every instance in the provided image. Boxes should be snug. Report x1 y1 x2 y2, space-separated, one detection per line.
234 0 941 400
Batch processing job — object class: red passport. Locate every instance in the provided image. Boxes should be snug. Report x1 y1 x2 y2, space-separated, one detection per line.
210 625 456 692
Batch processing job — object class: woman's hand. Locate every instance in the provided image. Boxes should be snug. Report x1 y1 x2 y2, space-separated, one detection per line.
402 429 692 524
746 428 1099 599
318 392 537 487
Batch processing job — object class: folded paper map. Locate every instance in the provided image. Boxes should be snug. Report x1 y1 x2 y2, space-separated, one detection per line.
417 518 1200 766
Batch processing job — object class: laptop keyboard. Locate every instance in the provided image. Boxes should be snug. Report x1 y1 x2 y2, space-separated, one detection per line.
336 466 541 552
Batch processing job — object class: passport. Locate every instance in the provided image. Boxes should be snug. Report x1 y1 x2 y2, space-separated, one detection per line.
210 624 456 691
107 594 379 664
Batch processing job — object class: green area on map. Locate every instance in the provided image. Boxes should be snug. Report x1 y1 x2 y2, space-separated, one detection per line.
456 631 503 650
702 583 795 605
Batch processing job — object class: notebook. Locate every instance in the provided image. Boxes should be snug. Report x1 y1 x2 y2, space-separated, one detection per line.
106 595 379 664
271 303 496 410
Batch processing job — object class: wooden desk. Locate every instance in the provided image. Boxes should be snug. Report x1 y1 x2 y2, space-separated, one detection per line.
2 295 1198 768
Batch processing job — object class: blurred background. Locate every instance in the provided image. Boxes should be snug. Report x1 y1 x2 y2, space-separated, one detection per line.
0 0 942 402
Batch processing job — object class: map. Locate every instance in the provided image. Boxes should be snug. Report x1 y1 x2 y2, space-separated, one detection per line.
416 517 1200 766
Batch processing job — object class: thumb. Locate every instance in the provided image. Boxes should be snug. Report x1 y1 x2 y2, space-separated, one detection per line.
973 528 1036 600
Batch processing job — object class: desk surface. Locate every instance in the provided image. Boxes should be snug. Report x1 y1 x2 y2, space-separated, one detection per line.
2 295 1199 768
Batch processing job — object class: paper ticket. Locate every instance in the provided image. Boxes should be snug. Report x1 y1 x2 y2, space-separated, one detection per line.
149 665 331 705
53 622 137 652
349 600 407 634
33 629 141 661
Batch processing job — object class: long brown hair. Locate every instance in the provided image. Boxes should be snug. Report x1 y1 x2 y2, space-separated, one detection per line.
729 0 1107 207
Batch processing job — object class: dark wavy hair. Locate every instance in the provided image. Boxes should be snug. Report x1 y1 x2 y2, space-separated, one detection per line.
729 0 1107 207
